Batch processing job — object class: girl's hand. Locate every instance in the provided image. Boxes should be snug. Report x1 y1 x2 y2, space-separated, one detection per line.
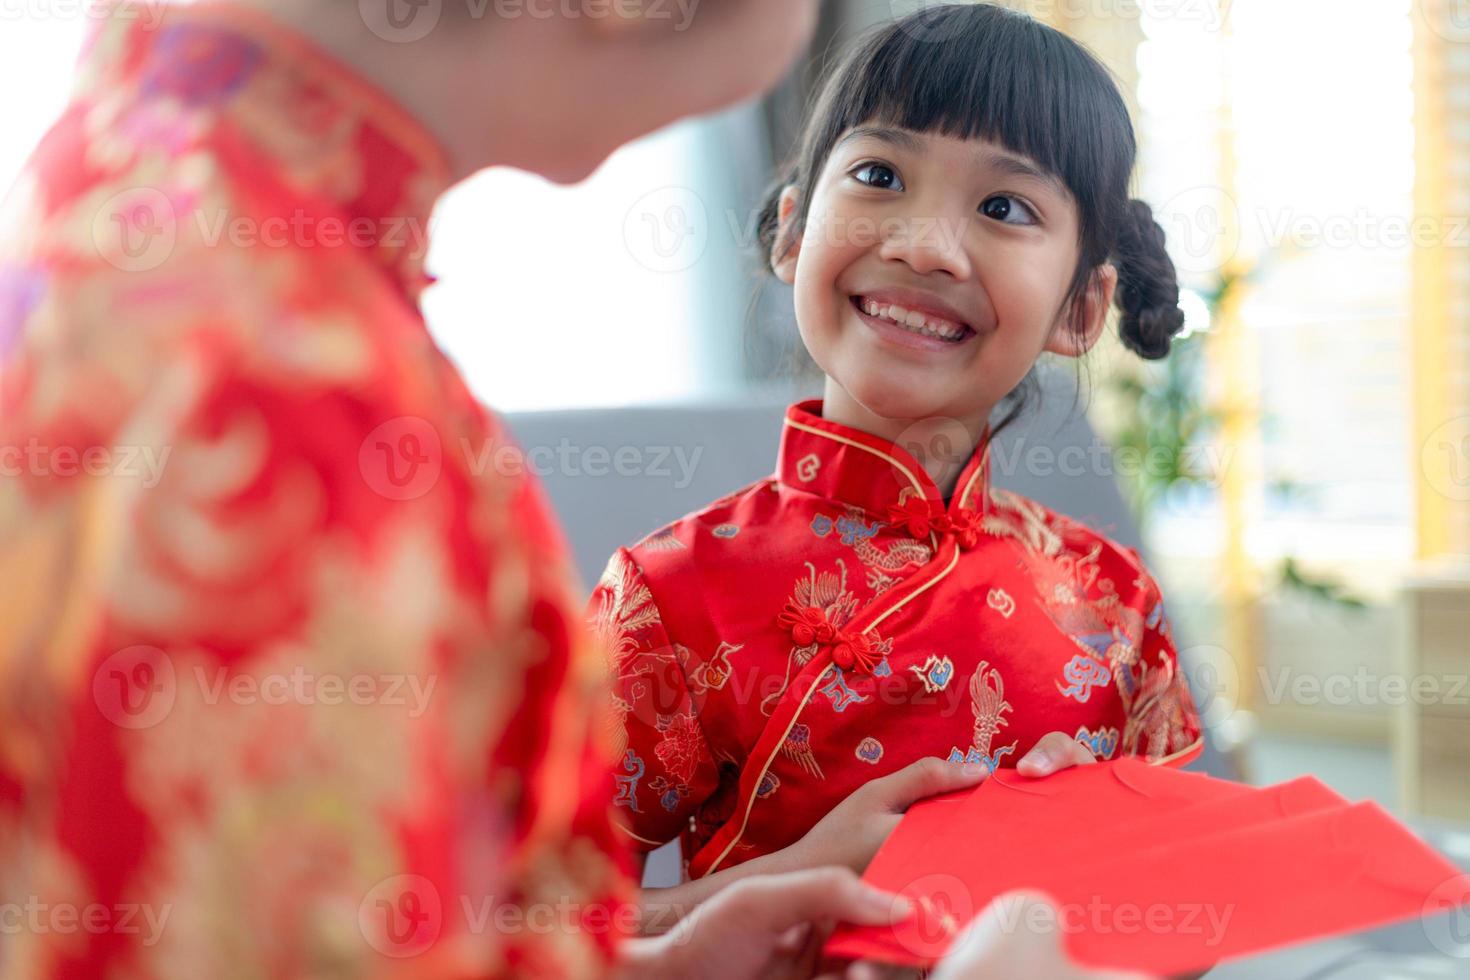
621 867 910 980
1015 731 1099 778
786 758 991 874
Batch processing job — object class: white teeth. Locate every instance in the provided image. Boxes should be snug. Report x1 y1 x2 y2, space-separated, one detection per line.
858 297 966 341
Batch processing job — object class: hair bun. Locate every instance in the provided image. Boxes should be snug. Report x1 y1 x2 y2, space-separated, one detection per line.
1114 199 1185 360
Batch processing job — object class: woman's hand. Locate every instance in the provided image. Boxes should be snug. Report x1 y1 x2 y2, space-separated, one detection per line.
786 758 991 875
620 867 910 980
843 892 1152 980
928 892 1151 980
1015 731 1099 778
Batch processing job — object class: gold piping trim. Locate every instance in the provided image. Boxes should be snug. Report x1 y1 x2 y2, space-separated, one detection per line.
784 419 928 499
703 666 833 875
865 544 960 633
614 823 668 848
957 455 988 513
1147 737 1205 768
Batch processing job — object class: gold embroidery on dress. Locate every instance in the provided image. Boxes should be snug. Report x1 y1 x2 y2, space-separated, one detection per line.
642 529 686 552
982 488 1063 556
687 642 742 694
590 551 661 672
1122 656 1192 760
589 551 665 757
762 561 858 716
967 661 1018 765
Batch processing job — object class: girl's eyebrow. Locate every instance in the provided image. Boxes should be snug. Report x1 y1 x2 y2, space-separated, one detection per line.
981 149 1068 198
835 125 924 154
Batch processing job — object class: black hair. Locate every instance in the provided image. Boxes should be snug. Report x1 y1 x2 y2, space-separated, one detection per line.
756 3 1185 423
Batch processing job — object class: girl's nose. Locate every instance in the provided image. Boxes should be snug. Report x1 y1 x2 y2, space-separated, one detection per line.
876 213 974 280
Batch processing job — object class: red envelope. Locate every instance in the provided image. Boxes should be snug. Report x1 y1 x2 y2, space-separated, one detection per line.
1044 800 1469 976
829 760 1253 963
826 764 1470 976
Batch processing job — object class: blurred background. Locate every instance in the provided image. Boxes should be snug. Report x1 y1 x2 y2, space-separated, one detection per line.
4 0 1468 971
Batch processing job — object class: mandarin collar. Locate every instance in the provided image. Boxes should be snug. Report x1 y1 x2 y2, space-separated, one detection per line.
88 5 451 301
775 400 992 527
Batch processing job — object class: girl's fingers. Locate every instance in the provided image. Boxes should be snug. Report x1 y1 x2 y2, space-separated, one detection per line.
871 756 991 810
1017 732 1097 776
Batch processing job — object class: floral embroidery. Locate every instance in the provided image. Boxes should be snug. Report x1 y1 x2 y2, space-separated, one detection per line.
855 737 884 764
649 776 689 813
654 712 705 784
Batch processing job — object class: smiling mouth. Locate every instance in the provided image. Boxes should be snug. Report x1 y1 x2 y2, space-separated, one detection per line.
852 295 975 344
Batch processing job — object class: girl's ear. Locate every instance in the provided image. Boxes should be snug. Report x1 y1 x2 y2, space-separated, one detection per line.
771 185 803 285
1044 264 1118 357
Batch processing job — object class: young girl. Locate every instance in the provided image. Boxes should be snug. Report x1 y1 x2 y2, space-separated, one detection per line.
590 2 1203 914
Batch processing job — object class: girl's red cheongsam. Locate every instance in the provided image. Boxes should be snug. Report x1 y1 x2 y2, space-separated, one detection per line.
589 400 1203 878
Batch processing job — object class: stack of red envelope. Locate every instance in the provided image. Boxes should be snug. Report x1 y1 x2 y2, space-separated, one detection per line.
824 759 1470 975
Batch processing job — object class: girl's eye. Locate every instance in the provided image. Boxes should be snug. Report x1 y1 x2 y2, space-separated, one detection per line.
851 163 904 191
980 194 1038 226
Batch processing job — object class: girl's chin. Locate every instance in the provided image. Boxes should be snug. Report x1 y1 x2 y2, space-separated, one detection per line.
835 375 956 427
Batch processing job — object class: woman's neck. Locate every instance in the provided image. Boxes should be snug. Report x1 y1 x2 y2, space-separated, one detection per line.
220 0 507 182
819 378 991 500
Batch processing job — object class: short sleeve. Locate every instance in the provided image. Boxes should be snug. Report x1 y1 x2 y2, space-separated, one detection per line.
587 548 720 852
1119 557 1205 767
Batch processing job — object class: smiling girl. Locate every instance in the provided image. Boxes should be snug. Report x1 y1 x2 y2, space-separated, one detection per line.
589 3 1204 925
